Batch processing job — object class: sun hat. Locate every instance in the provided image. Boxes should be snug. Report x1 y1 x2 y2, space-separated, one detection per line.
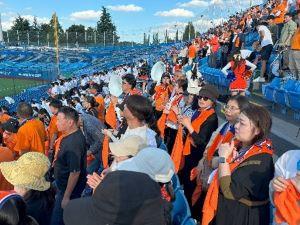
109 135 147 157
198 84 219 102
0 152 50 191
117 147 175 183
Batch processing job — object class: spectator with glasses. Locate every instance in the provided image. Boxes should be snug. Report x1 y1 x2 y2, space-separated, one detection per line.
177 84 219 218
190 96 251 220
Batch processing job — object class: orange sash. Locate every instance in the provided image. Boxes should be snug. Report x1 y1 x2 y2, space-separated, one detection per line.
183 108 215 156
202 140 273 225
157 94 183 138
206 123 234 164
171 108 215 172
52 133 67 167
105 102 117 129
101 135 110 168
274 181 300 225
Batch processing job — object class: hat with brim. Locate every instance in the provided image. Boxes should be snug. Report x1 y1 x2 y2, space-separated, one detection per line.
63 171 165 225
109 135 147 157
198 84 219 102
117 147 175 183
0 152 50 191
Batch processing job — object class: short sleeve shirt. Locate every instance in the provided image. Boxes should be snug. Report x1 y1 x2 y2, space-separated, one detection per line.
54 129 87 192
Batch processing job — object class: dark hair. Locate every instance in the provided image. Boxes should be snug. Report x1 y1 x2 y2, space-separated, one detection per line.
241 104 272 144
23 185 55 215
58 106 79 123
125 95 160 135
176 79 188 92
49 99 62 109
16 103 33 119
122 74 136 89
0 106 9 113
227 95 250 112
0 196 38 225
84 96 99 108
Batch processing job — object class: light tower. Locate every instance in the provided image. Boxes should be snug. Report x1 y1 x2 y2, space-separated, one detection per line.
0 13 4 43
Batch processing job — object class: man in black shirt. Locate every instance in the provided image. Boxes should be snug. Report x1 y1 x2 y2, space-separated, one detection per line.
51 106 87 225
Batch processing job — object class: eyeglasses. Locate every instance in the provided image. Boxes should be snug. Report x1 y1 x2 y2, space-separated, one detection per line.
198 96 210 101
224 105 240 111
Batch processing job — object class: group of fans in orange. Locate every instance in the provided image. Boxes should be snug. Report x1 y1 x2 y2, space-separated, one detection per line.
0 0 299 225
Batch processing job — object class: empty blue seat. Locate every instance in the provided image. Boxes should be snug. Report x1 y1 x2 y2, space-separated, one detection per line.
262 77 282 102
274 79 297 106
171 174 181 192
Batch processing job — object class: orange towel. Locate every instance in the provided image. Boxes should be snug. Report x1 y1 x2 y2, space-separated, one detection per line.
274 181 300 225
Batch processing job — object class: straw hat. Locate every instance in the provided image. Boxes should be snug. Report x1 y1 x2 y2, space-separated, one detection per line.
0 152 50 191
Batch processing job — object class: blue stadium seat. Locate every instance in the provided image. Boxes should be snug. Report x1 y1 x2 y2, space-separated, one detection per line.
182 218 197 225
172 190 192 225
262 77 282 102
171 174 181 192
274 79 297 107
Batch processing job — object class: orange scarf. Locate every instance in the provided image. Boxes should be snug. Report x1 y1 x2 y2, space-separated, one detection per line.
202 139 273 225
274 181 300 225
183 108 215 156
52 133 68 167
206 123 235 164
171 108 215 172
157 94 183 138
105 102 117 129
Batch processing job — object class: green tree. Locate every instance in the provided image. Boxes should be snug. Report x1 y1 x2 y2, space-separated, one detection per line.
175 29 179 42
9 15 30 44
96 7 119 45
66 24 85 45
30 16 41 44
182 22 195 41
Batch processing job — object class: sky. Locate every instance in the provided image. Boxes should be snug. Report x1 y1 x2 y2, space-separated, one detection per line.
0 0 263 42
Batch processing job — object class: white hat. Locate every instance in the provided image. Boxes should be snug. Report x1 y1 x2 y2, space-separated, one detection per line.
109 135 147 157
117 147 175 183
187 86 201 95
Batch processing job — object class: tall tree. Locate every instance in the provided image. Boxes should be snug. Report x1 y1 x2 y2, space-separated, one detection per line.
175 29 179 42
10 15 30 44
96 7 119 45
66 24 86 44
182 22 195 41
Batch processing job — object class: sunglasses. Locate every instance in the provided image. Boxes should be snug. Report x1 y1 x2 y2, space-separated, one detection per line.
198 96 210 101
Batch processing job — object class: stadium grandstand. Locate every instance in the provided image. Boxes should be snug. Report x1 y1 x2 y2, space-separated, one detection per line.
0 0 299 225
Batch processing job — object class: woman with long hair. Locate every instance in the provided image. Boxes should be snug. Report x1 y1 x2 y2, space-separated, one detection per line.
82 96 99 118
221 53 256 96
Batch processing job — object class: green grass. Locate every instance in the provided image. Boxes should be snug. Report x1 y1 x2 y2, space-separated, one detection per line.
0 78 46 97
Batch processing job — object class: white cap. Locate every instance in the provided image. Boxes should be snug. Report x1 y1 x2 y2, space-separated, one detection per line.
117 147 175 183
109 135 147 157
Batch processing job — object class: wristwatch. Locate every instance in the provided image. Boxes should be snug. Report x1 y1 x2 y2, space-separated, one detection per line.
218 157 228 164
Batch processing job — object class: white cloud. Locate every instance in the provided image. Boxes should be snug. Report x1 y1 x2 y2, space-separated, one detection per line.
70 10 101 21
210 0 224 5
179 0 209 7
107 4 143 12
0 1 4 6
24 7 32 11
22 15 49 24
155 8 195 18
1 15 50 30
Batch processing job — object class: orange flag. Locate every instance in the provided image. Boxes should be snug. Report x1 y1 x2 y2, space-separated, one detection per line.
105 102 117 129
